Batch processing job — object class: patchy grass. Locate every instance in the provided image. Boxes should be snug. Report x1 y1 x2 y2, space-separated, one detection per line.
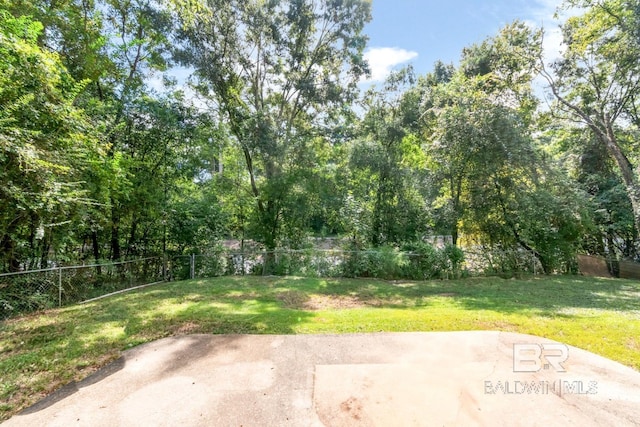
1 275 640 420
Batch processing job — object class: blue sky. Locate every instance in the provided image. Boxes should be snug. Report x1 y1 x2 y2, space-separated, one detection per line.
161 0 569 102
362 0 564 83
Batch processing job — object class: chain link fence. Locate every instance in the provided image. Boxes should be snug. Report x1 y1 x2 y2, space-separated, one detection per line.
165 246 542 282
0 257 164 320
1 246 544 320
463 246 543 277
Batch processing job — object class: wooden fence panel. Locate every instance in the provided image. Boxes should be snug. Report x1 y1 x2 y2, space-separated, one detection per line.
577 255 612 278
619 260 640 280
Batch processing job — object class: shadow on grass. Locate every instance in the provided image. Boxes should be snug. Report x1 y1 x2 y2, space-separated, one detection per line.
261 275 637 313
3 274 640 421
449 276 640 314
0 279 313 421
226 275 640 315
140 275 640 315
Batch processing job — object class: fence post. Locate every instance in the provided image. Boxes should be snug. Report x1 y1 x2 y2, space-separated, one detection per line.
190 254 195 280
58 266 62 307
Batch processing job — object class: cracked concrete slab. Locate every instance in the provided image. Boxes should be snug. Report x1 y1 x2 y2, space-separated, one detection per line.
4 332 640 426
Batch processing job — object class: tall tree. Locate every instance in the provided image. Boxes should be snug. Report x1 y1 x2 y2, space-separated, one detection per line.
98 0 174 260
426 74 538 246
352 67 429 246
539 0 640 241
423 22 541 246
175 0 371 250
0 11 98 271
0 0 108 84
544 122 636 259
3 0 202 264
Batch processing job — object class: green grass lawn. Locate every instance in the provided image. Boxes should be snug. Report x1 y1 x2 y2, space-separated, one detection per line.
1 275 640 420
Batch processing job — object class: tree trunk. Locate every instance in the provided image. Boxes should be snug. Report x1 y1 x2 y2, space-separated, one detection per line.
451 178 462 247
39 237 50 270
597 123 640 244
494 181 547 273
0 234 20 272
451 227 459 247
546 79 640 243
91 230 101 275
260 200 280 274
110 204 121 261
126 219 138 258
372 168 391 246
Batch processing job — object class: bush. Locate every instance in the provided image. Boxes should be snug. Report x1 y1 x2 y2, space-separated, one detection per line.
402 242 447 279
255 250 306 276
341 240 368 278
271 251 300 276
472 246 538 278
368 246 407 280
442 244 465 278
195 248 228 278
342 242 464 280
341 243 404 279
167 244 469 281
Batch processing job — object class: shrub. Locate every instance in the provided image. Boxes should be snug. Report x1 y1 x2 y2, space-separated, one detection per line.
402 242 447 280
475 246 538 278
442 244 465 278
369 246 407 280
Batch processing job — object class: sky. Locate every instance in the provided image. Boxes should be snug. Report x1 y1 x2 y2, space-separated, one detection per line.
158 0 569 101
361 0 566 84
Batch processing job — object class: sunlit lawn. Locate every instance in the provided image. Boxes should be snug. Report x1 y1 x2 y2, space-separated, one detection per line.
1 274 640 420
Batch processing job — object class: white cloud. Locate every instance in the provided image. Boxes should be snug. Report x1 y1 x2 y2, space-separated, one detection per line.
524 0 584 63
522 0 582 103
362 47 418 83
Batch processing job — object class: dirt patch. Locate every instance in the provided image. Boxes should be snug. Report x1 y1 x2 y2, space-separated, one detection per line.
303 294 369 310
275 291 372 310
436 292 458 297
276 291 309 309
276 290 414 310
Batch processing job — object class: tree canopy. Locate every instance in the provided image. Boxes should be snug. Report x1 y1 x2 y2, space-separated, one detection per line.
1 0 639 274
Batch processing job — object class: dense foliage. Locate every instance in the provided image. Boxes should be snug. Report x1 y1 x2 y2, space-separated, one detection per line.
1 0 639 274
